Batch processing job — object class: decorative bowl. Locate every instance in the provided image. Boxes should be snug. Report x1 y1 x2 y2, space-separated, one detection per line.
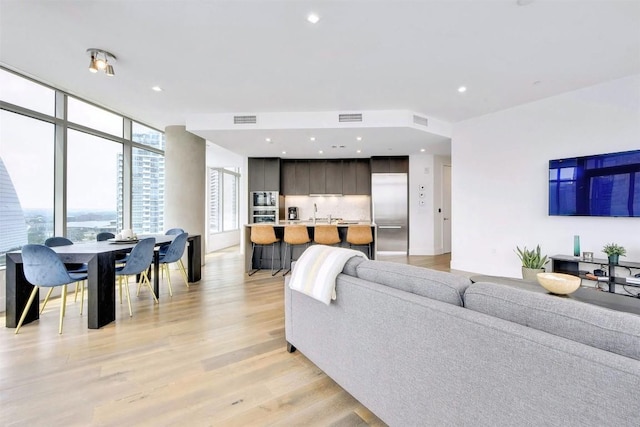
536 272 581 295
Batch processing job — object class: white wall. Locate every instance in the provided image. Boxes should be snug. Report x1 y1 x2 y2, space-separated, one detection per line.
451 74 640 278
409 154 452 255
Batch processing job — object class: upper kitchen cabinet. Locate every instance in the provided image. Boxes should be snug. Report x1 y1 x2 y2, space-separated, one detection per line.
281 160 310 195
371 156 409 173
325 160 344 194
342 159 370 195
248 158 281 191
308 160 327 194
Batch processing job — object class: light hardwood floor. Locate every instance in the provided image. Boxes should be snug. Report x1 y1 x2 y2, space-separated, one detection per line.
0 249 450 426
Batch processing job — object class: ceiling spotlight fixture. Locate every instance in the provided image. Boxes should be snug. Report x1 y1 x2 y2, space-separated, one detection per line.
265 137 272 142
152 86 163 92
458 86 467 93
318 150 323 154
310 136 316 141
282 151 287 154
86 48 116 76
356 149 362 153
356 136 362 141
307 13 320 24
420 148 426 152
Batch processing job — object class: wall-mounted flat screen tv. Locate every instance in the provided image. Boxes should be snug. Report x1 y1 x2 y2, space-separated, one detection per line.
549 149 640 217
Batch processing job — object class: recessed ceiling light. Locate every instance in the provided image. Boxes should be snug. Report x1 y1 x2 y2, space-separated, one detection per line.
152 86 163 92
458 86 467 93
356 136 362 141
310 136 316 141
265 137 271 142
282 151 286 154
307 13 320 24
356 149 362 153
420 148 426 152
318 150 323 154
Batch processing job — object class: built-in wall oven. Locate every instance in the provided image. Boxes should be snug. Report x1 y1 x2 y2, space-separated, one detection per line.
250 191 279 223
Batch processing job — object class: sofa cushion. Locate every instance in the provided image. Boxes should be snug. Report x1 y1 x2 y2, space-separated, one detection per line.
355 260 470 306
464 282 640 360
342 256 365 277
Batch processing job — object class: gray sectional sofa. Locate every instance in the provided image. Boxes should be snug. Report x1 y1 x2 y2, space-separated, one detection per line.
284 258 640 426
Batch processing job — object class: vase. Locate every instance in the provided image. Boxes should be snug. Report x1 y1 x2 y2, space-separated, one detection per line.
608 254 619 265
522 267 544 282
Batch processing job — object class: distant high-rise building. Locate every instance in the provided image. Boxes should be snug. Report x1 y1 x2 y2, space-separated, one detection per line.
0 157 28 254
117 132 165 233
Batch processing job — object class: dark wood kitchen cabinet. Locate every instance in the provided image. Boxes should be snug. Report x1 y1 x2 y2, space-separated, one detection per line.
343 159 371 195
248 158 280 191
282 160 310 195
308 160 327 194
325 160 343 194
371 156 408 173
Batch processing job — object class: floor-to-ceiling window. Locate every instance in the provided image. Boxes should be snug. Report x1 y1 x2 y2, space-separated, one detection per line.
208 167 239 234
131 123 165 234
0 111 55 266
0 67 165 265
67 129 122 242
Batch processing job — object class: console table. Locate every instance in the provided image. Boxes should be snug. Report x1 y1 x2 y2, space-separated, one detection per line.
470 275 640 316
550 254 640 294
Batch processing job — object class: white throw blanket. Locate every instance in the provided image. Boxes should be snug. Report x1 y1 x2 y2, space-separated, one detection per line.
288 245 368 305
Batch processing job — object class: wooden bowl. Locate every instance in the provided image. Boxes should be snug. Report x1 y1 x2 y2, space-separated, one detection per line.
536 272 581 295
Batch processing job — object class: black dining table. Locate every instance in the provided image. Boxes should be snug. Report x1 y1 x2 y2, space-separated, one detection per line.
5 234 201 329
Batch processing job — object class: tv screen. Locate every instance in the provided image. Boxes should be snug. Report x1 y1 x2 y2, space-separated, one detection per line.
549 149 640 217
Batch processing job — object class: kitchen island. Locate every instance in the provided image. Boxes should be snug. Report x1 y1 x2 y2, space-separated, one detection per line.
244 222 377 273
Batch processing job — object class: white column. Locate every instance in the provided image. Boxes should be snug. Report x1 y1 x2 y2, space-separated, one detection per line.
164 126 206 263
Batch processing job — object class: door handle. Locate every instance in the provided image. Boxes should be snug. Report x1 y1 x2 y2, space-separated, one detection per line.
443 218 450 220
379 225 402 229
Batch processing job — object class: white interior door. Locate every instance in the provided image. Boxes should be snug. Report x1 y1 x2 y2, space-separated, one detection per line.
442 165 452 253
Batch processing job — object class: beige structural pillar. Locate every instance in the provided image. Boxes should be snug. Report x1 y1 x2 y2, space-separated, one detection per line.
164 126 206 263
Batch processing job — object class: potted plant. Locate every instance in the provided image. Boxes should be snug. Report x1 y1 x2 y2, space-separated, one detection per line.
516 245 549 282
602 243 626 265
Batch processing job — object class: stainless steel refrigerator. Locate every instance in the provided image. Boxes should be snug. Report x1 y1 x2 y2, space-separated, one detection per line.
371 173 408 253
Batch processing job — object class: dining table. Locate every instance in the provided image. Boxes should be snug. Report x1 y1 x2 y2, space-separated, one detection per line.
5 234 201 329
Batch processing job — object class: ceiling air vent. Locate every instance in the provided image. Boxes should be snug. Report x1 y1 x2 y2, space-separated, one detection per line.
413 115 428 127
233 115 257 124
338 113 363 123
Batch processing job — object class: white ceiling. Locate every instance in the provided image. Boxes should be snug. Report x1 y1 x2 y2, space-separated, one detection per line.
1 0 639 160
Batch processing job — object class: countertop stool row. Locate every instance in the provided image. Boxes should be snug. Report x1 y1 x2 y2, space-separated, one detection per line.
248 224 373 277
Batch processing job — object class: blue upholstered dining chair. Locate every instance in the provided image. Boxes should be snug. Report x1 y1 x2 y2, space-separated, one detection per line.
42 236 88 313
16 244 89 334
158 232 189 296
96 232 115 241
115 237 157 317
158 228 185 258
96 232 129 265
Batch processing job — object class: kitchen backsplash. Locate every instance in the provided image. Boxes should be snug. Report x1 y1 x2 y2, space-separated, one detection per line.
284 195 371 221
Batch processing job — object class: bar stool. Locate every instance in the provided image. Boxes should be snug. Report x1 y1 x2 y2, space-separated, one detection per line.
313 224 341 246
346 225 373 258
283 225 311 276
249 225 282 276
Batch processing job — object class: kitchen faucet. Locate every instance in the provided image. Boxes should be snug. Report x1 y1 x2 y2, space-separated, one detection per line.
313 203 317 224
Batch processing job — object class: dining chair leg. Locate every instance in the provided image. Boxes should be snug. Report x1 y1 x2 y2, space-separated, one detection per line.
40 287 54 314
80 280 85 316
16 286 39 334
74 281 80 302
122 276 132 317
141 271 159 303
164 264 174 297
58 284 67 334
178 259 189 288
